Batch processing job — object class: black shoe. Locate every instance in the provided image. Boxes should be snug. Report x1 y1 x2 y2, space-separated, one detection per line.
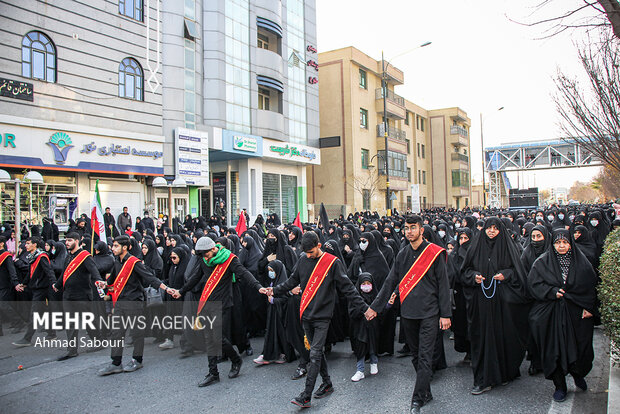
410 401 422 414
471 385 492 395
553 389 567 402
12 338 31 347
528 362 542 376
228 360 242 379
313 382 334 399
198 373 220 387
57 351 78 361
573 376 587 391
291 367 307 380
397 344 412 357
245 347 253 356
291 393 311 408
179 350 195 359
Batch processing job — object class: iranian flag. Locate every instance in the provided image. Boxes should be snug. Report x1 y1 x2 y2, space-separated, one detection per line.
91 179 105 241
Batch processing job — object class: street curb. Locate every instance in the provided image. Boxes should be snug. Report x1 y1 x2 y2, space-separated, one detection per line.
610 357 619 414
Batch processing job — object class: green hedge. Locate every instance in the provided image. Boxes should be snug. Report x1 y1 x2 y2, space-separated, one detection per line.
599 227 620 361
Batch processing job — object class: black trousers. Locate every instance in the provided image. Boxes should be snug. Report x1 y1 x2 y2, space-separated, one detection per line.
207 307 241 375
401 316 439 406
63 300 99 353
302 319 331 398
23 288 55 341
109 302 145 365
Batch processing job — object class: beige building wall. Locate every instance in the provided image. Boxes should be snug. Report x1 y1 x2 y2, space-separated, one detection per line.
311 47 471 215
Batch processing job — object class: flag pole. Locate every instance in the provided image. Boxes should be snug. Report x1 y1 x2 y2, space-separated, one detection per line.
90 222 95 255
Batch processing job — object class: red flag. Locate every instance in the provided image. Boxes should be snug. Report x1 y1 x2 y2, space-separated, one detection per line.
235 212 247 235
293 212 304 233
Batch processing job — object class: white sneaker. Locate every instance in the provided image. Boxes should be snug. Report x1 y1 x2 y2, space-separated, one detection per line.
253 355 270 365
351 371 365 382
370 363 378 375
159 339 174 349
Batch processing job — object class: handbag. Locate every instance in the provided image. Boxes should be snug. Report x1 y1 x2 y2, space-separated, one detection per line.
145 286 164 307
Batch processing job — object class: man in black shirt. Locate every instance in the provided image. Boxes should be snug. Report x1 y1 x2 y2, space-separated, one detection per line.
267 231 368 409
98 235 170 376
52 233 104 361
12 237 57 346
366 215 451 414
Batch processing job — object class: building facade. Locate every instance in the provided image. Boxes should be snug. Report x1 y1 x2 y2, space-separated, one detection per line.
161 0 320 224
310 47 471 216
0 0 164 230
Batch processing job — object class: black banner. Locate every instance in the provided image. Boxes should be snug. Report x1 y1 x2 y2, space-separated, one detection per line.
0 78 34 102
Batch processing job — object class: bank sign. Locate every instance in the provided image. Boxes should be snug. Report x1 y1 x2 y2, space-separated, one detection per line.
0 120 164 175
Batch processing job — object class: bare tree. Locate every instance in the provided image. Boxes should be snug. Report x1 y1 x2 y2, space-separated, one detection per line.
346 168 380 210
511 0 620 39
553 31 620 176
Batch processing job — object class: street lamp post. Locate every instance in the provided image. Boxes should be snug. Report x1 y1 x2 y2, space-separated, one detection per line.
152 177 187 221
381 42 431 215
480 107 504 208
0 169 44 248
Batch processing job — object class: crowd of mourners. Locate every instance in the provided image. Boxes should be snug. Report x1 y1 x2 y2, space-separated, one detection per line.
0 202 619 412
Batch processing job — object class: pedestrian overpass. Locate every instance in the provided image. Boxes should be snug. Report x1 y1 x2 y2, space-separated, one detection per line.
484 139 603 208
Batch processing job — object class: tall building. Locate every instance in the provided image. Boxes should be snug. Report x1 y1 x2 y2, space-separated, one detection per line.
0 0 164 230
161 0 320 224
309 47 471 215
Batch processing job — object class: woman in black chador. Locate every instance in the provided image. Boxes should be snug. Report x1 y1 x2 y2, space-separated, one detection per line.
461 217 528 395
528 229 597 403
447 227 472 362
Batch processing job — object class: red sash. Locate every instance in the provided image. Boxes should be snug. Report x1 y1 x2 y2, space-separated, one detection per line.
110 256 140 305
30 253 49 279
399 243 445 303
197 254 235 316
0 251 11 267
299 252 337 319
62 250 91 286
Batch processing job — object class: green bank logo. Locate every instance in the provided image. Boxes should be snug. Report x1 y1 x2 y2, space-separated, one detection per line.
47 132 74 165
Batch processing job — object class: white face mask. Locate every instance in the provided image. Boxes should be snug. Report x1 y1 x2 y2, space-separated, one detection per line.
590 220 598 227
547 215 554 222
569 215 575 221
558 214 564 220
438 230 446 238
455 223 461 228
359 241 369 251
268 270 276 279
360 284 372 293
536 216 544 221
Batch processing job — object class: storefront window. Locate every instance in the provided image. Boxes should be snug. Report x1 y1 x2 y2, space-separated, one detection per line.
262 172 297 223
230 171 239 225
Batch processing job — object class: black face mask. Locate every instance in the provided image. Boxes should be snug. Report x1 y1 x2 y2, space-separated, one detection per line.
531 239 545 253
383 232 390 238
267 238 277 245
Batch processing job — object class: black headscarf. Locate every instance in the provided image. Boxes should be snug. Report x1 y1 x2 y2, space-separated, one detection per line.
370 229 394 268
142 238 163 278
461 217 528 304
572 224 598 268
167 247 190 289
520 224 550 273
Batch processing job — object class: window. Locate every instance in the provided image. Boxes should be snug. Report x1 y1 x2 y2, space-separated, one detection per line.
119 0 143 22
416 115 426 131
407 167 411 182
418 170 421 183
184 39 195 128
420 117 425 132
423 196 427 209
378 150 408 178
359 69 367 89
360 108 368 128
422 170 426 185
451 170 470 187
119 58 143 100
421 144 426 159
361 148 369 169
262 173 298 223
21 31 56 82
407 196 412 210
258 87 270 110
406 139 410 154
405 111 409 125
257 33 269 49
363 189 371 210
417 143 420 158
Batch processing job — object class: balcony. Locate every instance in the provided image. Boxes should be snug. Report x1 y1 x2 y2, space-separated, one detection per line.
377 174 409 191
375 88 406 119
377 124 406 142
450 126 468 147
450 125 468 137
451 153 469 163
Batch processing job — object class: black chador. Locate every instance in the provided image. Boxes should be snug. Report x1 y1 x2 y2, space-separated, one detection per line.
528 229 597 396
461 217 529 392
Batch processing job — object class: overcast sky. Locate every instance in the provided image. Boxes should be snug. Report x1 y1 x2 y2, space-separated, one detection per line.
315 0 603 190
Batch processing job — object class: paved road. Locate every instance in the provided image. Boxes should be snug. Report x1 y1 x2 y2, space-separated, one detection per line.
0 325 609 414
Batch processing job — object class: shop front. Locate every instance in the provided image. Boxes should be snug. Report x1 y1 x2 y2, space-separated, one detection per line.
0 115 164 230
